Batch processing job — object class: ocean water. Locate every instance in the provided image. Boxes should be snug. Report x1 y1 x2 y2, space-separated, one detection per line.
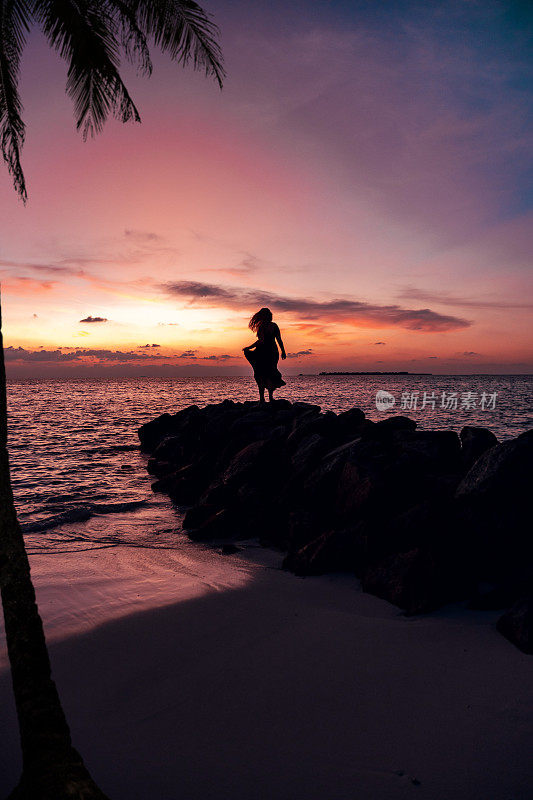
7 375 532 555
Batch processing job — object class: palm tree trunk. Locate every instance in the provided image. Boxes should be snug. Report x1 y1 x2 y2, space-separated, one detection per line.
0 295 110 799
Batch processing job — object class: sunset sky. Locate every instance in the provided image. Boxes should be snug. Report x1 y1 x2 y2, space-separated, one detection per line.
1 0 531 377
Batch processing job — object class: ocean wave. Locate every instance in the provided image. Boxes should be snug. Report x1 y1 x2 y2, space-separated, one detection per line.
21 499 148 533
94 500 148 514
82 444 140 456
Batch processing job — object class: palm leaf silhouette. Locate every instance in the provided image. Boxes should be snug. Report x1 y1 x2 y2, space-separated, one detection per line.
0 0 30 202
0 0 225 200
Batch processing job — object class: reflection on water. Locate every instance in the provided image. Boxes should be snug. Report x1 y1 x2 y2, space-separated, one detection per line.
7 375 532 554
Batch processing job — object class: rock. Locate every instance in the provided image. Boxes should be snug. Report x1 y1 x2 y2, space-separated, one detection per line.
183 503 219 530
139 399 521 622
460 426 498 470
393 430 462 472
187 508 235 541
297 444 350 508
319 437 363 461
203 407 242 444
336 407 366 436
337 407 365 425
334 457 374 519
236 484 278 539
364 416 416 439
362 548 443 614
468 580 528 611
363 499 451 567
221 543 241 555
270 398 292 411
286 411 340 451
290 433 330 475
165 461 213 505
456 429 533 499
146 458 174 478
138 413 173 452
497 597 533 654
454 430 533 582
224 414 281 458
152 435 184 465
284 527 360 576
293 401 321 415
199 482 234 510
151 472 181 493
139 405 204 453
273 408 298 426
285 509 321 552
333 436 433 526
222 438 281 487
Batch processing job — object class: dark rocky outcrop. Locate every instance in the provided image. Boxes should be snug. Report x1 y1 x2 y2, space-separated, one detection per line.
361 548 444 615
496 597 533 654
139 400 532 651
459 425 498 470
453 430 533 595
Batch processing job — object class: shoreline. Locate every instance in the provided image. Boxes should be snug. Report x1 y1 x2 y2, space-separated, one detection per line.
2 539 533 799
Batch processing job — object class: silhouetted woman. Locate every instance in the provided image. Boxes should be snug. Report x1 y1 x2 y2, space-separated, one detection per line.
243 308 286 402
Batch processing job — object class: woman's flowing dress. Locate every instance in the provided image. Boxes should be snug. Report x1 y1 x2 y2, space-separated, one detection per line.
245 324 286 389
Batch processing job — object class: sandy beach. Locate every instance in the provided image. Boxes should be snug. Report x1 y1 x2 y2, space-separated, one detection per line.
1 539 532 800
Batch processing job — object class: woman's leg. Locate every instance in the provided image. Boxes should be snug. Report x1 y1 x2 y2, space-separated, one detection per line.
258 384 266 403
268 388 274 402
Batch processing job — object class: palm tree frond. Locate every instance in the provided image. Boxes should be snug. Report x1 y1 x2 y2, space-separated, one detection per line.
105 0 152 77
0 0 30 202
132 0 225 88
33 0 141 139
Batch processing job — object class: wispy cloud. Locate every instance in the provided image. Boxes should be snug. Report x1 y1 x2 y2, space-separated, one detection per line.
1 260 86 277
0 275 57 293
2 229 177 289
4 347 172 363
124 229 163 243
173 350 234 362
202 252 262 277
398 286 533 310
287 349 313 358
4 347 80 363
162 281 470 332
201 251 305 279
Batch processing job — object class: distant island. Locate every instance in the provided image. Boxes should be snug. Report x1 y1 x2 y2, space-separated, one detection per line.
319 371 433 376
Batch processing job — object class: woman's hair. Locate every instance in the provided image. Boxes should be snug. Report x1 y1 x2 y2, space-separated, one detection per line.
249 307 273 332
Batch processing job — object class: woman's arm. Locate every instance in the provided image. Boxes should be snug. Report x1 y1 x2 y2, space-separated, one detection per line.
245 325 265 351
274 325 286 359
